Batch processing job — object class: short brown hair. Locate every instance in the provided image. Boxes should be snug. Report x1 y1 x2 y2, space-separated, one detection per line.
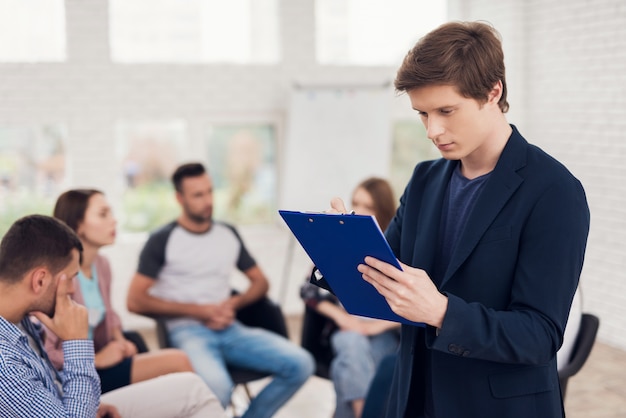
54 189 103 232
395 21 509 113
355 177 397 232
0 215 83 284
172 163 207 193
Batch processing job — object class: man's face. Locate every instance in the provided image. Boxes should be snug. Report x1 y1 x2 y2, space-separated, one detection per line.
38 249 80 317
408 84 501 163
177 174 214 224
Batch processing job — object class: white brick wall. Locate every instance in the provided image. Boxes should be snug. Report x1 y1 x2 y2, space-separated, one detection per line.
0 0 406 330
1 0 625 350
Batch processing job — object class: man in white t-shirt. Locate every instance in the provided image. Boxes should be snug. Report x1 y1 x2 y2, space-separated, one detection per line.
127 162 314 418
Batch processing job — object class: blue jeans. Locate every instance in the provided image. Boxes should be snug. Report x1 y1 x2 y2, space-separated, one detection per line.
362 354 397 418
330 330 399 418
169 321 314 418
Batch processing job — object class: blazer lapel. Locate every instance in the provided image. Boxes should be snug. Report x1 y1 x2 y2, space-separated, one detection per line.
440 127 528 288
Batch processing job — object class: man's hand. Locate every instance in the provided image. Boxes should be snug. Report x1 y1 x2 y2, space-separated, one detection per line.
203 300 235 330
97 403 121 418
31 274 89 341
223 294 243 311
358 258 449 328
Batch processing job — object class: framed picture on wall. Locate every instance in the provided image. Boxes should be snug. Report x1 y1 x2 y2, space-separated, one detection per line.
206 123 277 224
115 119 187 232
0 124 67 235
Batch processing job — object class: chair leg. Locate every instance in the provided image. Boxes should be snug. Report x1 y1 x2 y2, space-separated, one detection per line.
229 383 254 417
242 383 253 401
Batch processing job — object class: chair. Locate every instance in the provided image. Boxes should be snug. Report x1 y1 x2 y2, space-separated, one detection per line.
300 305 336 379
558 312 600 399
154 292 289 402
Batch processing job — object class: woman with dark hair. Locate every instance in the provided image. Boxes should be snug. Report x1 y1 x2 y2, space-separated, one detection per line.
45 189 194 393
301 177 400 418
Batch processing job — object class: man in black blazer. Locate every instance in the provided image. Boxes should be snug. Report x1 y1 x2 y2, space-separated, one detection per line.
331 22 590 417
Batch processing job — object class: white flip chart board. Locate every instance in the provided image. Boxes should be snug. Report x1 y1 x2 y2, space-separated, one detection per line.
281 84 392 211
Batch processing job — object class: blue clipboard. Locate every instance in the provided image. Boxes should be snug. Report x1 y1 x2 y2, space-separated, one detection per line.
279 210 424 326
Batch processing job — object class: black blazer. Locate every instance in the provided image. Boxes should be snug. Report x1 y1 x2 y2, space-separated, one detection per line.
384 126 590 418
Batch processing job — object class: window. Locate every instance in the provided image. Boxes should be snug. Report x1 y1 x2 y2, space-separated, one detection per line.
206 124 277 224
0 125 67 235
316 0 446 66
390 120 439 199
115 120 187 232
0 0 66 62
109 0 280 64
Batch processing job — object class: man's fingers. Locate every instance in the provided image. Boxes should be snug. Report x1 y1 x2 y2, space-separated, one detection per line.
363 256 404 282
329 197 348 214
55 274 71 300
361 271 395 302
398 260 413 272
359 263 395 293
31 311 53 330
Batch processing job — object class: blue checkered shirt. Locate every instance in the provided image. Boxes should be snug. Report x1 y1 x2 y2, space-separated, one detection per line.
0 316 100 417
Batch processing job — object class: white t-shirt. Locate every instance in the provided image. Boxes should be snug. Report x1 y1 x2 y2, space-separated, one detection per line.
137 221 256 329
